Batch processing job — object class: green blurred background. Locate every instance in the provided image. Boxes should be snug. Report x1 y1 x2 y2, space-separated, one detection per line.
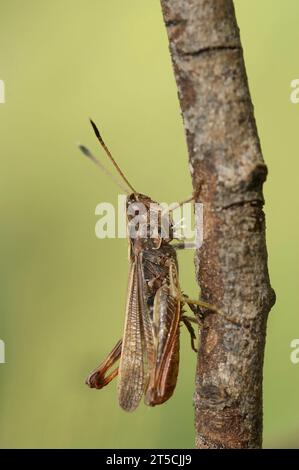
0 0 298 448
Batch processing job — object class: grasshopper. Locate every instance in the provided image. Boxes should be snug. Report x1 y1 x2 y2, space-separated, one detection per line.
79 120 217 412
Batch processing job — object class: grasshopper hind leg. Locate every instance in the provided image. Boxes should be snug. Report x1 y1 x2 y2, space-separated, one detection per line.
181 294 219 315
181 315 199 352
179 294 216 354
86 339 122 389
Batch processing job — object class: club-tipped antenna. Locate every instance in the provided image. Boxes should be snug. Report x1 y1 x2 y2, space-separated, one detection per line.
78 144 131 195
89 119 137 194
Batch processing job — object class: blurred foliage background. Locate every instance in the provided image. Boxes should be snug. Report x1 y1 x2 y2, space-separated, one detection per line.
0 0 298 449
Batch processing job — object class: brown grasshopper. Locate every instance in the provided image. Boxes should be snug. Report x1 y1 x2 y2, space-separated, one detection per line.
79 120 217 412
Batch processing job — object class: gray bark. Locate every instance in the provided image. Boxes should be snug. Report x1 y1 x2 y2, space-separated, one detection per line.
160 0 276 448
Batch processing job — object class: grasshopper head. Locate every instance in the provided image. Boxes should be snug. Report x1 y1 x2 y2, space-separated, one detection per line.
126 193 174 249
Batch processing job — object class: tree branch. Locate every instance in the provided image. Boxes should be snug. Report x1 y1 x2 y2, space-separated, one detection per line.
160 0 276 448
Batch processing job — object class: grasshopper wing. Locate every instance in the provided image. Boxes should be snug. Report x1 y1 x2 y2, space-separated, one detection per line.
145 265 181 406
118 256 154 411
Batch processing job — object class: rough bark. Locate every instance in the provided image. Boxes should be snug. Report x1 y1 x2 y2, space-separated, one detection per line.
160 0 276 448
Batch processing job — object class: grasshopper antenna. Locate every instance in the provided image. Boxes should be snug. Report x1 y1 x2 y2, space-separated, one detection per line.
78 144 131 195
160 195 195 218
89 119 137 194
168 195 195 212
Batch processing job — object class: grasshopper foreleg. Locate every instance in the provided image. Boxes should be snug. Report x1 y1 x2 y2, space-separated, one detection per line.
86 339 122 389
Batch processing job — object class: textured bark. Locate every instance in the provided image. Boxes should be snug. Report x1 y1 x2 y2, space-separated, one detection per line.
160 0 276 448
